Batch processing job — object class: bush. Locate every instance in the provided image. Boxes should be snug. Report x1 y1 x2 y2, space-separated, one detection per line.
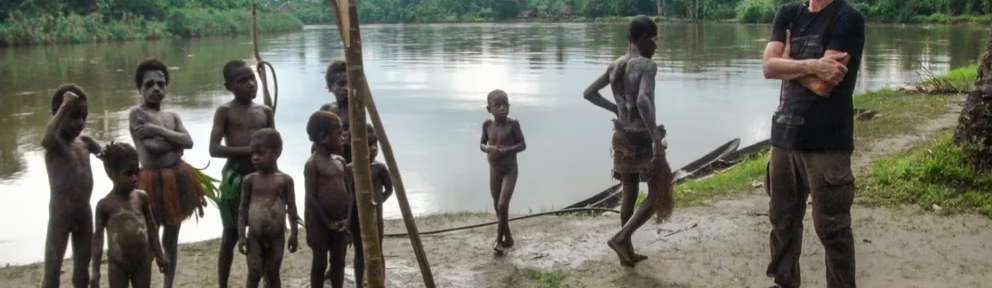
166 8 302 38
736 0 776 23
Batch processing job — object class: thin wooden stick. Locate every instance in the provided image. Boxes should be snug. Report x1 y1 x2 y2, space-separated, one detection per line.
326 1 436 287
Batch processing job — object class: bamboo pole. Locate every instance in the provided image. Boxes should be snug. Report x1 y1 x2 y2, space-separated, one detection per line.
335 1 384 287
325 1 436 287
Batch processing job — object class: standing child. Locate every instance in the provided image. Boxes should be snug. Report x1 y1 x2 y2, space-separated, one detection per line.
305 111 352 288
236 128 299 288
128 58 204 288
479 89 527 255
41 84 103 288
90 142 168 288
210 60 275 288
346 124 387 287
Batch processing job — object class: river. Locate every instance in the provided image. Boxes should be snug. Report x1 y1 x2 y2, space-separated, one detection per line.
0 22 987 265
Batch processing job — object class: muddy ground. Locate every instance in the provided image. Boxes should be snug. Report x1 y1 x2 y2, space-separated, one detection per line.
5 98 992 287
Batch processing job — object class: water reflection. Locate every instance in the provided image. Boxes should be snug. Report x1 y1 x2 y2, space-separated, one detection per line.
0 22 987 265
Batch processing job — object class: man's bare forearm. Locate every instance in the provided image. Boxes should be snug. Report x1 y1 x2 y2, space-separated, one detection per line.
762 57 816 80
583 91 619 114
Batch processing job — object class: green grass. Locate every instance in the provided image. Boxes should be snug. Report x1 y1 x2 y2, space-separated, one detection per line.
856 131 992 217
920 64 980 92
671 152 770 205
521 268 567 288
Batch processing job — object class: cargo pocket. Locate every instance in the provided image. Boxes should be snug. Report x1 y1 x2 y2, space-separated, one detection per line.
815 162 856 216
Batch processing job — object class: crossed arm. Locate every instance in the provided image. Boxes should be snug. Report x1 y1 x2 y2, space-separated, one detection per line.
129 110 193 154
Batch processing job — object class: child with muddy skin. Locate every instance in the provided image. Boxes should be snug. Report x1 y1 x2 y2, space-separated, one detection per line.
479 89 527 255
41 84 103 288
90 142 168 288
304 111 352 288
236 128 299 288
209 60 275 288
582 15 674 267
127 59 204 288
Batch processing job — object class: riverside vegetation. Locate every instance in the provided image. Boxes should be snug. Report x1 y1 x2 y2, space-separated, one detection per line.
2 0 990 46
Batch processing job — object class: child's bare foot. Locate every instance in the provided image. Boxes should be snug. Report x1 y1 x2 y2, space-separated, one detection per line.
492 240 505 256
633 254 648 263
607 237 635 267
501 235 514 248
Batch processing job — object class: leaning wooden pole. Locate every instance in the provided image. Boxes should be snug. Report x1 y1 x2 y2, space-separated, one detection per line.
326 1 436 287
334 1 385 287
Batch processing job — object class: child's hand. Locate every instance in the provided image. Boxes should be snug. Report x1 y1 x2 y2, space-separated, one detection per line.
63 92 81 108
238 238 248 255
155 257 168 273
334 220 350 232
288 235 299 253
133 124 165 138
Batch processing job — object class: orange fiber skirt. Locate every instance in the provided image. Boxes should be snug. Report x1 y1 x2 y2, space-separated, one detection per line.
138 161 206 226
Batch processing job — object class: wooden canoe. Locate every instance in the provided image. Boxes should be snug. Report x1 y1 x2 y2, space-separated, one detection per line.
564 137 742 209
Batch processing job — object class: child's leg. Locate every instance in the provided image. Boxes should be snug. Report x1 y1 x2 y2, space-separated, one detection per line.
311 247 329 288
130 259 153 288
329 231 348 288
218 200 240 288
498 167 518 247
488 167 503 248
41 216 70 288
352 216 365 288
377 207 385 264
162 224 181 288
245 234 264 288
107 262 129 288
263 234 285 288
618 173 640 227
70 209 94 288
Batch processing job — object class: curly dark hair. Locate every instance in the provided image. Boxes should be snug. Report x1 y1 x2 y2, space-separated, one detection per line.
251 128 283 152
99 142 138 173
628 15 658 42
325 59 347 87
307 111 343 142
134 58 170 90
51 83 88 115
487 89 508 104
223 60 250 84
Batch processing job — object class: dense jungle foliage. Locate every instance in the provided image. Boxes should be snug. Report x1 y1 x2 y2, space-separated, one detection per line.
1 0 989 45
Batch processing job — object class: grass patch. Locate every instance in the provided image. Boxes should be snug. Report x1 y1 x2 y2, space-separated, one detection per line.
521 268 567 288
636 88 959 206
856 131 992 217
920 64 980 92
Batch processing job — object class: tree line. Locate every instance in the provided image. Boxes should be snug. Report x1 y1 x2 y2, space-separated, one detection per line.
1 0 988 45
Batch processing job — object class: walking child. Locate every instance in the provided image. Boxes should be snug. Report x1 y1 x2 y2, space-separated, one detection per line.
479 89 527 255
305 111 352 288
90 142 168 288
128 58 205 288
41 84 103 288
209 60 275 287
237 128 299 288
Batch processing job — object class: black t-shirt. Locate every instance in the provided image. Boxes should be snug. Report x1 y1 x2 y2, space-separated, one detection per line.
768 0 865 151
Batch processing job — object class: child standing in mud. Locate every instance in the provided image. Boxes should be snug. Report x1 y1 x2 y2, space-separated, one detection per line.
479 89 527 255
90 142 168 288
237 128 299 288
41 84 103 288
209 60 275 288
128 58 204 288
305 111 352 288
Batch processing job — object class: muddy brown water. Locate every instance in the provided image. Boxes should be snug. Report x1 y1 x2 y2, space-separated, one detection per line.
0 22 988 265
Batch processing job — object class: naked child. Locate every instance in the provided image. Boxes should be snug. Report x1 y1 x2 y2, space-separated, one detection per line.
305 111 352 288
479 89 526 255
41 84 102 288
127 58 205 288
90 142 168 288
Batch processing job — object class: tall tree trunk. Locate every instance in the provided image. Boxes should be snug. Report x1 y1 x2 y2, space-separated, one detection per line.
951 23 992 171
